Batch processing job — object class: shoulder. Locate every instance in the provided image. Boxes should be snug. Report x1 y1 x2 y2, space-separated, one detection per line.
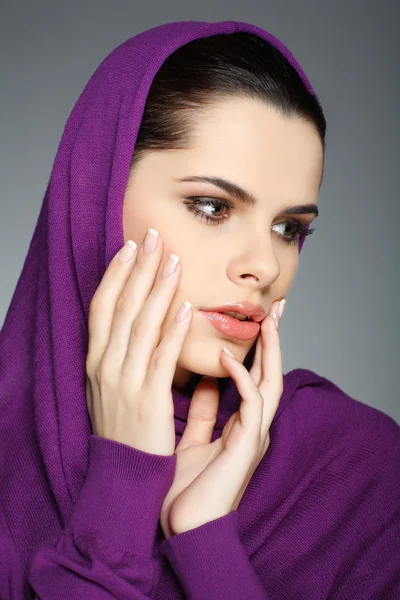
281 367 399 455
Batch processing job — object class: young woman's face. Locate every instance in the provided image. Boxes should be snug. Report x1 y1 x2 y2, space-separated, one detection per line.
123 96 323 389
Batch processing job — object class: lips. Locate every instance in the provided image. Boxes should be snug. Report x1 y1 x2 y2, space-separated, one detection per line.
199 310 261 340
219 311 251 322
201 302 266 323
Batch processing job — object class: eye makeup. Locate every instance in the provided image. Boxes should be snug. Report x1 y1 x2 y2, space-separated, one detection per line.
183 196 315 246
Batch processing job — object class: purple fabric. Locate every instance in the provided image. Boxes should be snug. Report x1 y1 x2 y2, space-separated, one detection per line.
0 19 399 599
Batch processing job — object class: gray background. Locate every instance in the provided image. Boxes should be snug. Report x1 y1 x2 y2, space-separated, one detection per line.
1 1 399 424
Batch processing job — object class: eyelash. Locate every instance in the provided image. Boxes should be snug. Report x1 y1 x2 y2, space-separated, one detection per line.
183 197 315 246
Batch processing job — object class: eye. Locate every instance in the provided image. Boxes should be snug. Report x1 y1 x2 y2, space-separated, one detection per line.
183 196 233 225
272 220 315 246
183 196 316 246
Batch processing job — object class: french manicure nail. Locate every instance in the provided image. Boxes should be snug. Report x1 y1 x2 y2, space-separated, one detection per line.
176 300 192 322
143 228 158 254
162 254 180 277
278 299 286 320
222 346 236 359
118 240 137 263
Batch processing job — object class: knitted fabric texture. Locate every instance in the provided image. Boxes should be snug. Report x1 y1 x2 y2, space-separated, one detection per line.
0 19 399 599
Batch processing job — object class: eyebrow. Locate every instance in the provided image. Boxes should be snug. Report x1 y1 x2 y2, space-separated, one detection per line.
174 175 319 217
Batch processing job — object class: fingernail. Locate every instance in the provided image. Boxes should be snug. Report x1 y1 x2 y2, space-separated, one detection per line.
278 299 286 320
118 240 137 263
176 300 192 322
162 254 180 277
143 228 158 254
222 346 236 359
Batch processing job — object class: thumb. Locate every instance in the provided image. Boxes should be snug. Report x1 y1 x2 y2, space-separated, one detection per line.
177 376 220 450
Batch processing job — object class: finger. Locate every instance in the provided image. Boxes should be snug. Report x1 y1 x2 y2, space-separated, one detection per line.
146 298 193 396
87 240 138 371
219 347 263 436
249 300 281 385
107 229 164 370
85 375 94 425
176 377 220 451
258 313 283 439
123 252 185 387
248 333 263 385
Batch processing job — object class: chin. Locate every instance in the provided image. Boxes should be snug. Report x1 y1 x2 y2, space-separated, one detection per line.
199 362 232 378
178 338 246 378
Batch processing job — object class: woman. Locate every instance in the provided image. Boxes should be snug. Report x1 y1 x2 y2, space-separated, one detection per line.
0 19 398 599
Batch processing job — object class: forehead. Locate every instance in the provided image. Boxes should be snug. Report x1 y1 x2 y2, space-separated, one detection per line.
186 96 323 197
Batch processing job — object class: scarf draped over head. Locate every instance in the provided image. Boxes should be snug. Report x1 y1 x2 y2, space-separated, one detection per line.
0 20 320 572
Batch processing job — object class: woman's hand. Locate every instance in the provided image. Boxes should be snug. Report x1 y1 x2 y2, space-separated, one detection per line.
85 229 192 455
160 300 284 539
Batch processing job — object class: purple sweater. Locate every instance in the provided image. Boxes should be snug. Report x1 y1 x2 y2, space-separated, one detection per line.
0 19 399 599
1 370 399 598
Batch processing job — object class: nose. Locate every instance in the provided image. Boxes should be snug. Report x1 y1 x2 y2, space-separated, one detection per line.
228 232 282 288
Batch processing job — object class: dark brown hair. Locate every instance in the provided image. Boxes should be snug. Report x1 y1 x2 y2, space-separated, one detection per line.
130 32 326 179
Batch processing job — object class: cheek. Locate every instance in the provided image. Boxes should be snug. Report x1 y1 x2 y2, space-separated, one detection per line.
122 204 152 250
122 187 170 247
267 249 299 300
280 256 298 289
160 247 209 333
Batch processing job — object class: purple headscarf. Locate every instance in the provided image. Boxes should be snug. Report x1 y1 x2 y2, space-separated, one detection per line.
0 19 321 574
